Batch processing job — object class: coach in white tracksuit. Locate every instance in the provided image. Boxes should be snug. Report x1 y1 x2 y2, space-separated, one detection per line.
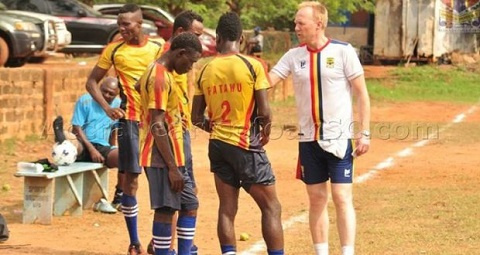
269 2 371 255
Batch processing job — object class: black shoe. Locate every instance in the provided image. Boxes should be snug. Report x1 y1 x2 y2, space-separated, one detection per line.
111 188 123 211
127 243 145 255
53 116 66 144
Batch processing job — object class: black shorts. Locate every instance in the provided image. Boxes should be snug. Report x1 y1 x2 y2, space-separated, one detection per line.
76 143 115 165
208 139 275 191
117 119 141 174
144 166 198 211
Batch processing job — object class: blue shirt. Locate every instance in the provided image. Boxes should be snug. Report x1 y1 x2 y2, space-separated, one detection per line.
71 94 121 146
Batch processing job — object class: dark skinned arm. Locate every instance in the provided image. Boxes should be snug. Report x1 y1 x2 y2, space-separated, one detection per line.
150 109 184 192
85 65 125 119
72 125 104 163
191 95 211 133
254 89 272 146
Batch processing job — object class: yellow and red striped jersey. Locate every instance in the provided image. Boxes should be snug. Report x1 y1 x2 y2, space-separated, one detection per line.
138 62 185 168
195 53 270 151
97 37 164 121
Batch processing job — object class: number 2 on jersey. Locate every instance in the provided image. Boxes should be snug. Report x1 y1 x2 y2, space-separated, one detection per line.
220 100 231 124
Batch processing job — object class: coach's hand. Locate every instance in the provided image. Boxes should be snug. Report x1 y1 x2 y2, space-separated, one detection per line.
168 167 185 192
354 135 370 157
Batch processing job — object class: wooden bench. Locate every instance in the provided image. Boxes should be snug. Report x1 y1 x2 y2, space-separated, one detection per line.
14 162 109 224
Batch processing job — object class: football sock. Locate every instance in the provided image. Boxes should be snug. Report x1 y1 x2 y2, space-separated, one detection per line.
177 215 196 254
314 243 329 255
53 116 66 144
341 246 354 255
221 244 236 255
121 194 140 245
267 249 284 255
153 221 172 255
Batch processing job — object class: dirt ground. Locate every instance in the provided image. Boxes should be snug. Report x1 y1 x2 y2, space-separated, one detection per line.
0 64 479 254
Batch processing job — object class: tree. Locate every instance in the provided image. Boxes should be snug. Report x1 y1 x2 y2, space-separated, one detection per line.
83 0 375 31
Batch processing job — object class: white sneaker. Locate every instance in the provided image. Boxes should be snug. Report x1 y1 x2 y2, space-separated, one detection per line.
93 198 117 214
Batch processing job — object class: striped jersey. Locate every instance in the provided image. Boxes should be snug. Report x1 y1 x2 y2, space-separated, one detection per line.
271 39 364 142
138 62 185 168
195 53 270 151
97 37 164 121
163 41 192 130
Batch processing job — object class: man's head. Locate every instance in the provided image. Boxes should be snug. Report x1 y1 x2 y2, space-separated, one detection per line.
173 10 204 37
254 26 261 35
216 12 243 49
117 3 143 42
295 1 328 44
169 32 202 75
100 77 119 104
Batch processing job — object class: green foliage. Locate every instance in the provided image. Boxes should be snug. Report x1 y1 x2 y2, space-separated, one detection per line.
84 0 376 31
367 65 480 103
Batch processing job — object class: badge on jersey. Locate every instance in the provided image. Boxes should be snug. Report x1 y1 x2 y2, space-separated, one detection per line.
326 57 335 68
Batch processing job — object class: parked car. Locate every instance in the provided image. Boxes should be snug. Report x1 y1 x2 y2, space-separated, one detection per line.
94 3 174 41
0 7 42 67
0 0 157 54
6 10 71 62
94 4 217 57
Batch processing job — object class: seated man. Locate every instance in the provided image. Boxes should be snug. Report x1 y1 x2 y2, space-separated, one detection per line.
52 77 123 213
247 26 264 56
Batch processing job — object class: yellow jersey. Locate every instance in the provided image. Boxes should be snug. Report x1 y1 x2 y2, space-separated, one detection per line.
195 53 270 151
138 62 184 168
97 37 164 121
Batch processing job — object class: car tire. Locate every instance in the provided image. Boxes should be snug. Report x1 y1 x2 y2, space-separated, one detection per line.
0 37 9 67
29 56 48 63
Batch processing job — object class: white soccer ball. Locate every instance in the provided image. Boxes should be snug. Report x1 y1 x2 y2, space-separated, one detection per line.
52 141 78 166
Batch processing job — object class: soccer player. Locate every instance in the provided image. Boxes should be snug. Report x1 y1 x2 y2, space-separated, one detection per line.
137 32 202 255
191 12 284 255
268 2 371 255
147 10 204 255
84 3 164 254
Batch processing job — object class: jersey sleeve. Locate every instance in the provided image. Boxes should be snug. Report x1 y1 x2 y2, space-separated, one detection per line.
71 96 87 127
343 44 364 80
194 64 208 96
253 59 271 91
96 43 115 70
271 49 293 79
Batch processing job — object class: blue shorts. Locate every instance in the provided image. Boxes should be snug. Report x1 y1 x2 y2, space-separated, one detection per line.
297 140 354 184
183 131 195 188
208 139 275 191
144 166 199 211
117 119 142 174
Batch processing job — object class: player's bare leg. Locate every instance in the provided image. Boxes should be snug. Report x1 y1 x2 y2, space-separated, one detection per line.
331 183 355 254
214 174 239 252
306 182 330 254
248 184 284 251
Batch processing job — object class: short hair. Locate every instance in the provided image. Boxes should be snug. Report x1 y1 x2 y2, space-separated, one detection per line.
173 10 203 32
298 1 328 28
119 3 140 14
216 12 242 41
170 32 202 54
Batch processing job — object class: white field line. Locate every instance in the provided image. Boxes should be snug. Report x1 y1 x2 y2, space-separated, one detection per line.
239 104 478 255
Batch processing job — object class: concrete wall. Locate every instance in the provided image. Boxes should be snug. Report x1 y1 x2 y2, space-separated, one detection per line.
0 67 91 142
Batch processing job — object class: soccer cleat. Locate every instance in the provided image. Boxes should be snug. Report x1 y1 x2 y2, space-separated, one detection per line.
93 198 117 214
191 245 198 254
111 188 123 211
146 239 154 254
53 116 66 144
127 243 145 255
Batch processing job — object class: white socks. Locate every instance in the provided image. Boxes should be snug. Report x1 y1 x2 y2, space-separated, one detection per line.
314 244 354 255
314 243 328 255
342 246 354 255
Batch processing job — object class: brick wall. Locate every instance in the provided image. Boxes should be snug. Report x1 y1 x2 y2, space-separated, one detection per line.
0 66 91 142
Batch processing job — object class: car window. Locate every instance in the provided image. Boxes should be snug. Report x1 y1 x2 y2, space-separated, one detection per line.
47 0 99 17
20 0 48 12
